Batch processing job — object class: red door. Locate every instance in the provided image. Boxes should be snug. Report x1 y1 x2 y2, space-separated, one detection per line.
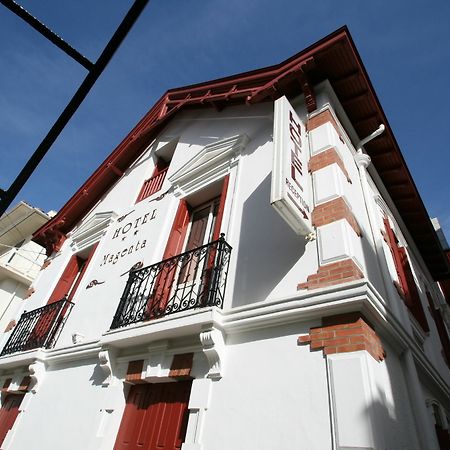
114 381 192 450
0 394 24 447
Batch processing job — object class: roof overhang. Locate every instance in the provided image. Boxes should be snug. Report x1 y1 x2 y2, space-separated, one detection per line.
33 26 450 280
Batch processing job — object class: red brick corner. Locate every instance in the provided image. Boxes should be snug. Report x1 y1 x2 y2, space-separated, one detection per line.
312 197 361 237
298 259 364 290
297 312 385 362
308 147 351 183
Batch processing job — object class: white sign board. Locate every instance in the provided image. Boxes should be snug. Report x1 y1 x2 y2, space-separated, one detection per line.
271 96 312 235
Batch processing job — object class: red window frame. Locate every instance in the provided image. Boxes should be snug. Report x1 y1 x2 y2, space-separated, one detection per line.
383 217 429 332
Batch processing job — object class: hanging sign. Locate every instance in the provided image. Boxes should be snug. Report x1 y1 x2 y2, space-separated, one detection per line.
271 96 312 235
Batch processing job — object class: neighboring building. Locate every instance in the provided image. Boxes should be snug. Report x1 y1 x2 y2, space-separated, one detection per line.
0 202 52 341
1 27 450 450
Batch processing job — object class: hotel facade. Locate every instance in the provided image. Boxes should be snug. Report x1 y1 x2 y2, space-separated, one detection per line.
0 28 449 450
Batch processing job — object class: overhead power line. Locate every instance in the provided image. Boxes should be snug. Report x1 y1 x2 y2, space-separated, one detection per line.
0 0 150 216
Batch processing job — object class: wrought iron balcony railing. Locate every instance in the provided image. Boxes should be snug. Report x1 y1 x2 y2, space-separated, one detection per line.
0 298 74 356
111 234 232 329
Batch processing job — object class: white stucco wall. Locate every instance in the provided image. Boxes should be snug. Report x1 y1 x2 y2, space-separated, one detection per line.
0 84 448 450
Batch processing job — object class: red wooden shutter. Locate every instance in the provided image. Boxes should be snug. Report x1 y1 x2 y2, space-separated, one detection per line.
114 381 191 450
47 255 84 304
383 218 429 331
163 200 191 260
148 201 191 316
29 244 99 348
67 243 98 301
0 394 24 447
383 218 408 295
136 158 170 203
398 247 429 331
212 174 229 241
47 243 98 304
29 255 86 347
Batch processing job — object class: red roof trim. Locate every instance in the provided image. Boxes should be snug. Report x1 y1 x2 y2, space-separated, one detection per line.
33 26 450 280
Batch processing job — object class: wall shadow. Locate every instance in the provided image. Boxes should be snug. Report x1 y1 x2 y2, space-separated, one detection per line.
232 174 306 307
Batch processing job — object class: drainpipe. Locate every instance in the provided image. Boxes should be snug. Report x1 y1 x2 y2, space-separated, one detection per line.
354 124 403 318
355 127 435 449
356 125 385 153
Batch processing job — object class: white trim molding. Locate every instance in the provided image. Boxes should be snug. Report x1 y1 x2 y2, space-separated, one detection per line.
70 211 118 252
169 134 249 197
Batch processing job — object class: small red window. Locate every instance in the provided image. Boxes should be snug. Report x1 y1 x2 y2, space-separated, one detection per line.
136 158 170 203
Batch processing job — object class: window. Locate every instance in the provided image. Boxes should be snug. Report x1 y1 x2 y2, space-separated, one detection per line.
178 199 219 284
383 217 429 332
147 176 228 316
136 157 170 203
47 243 98 304
26 244 98 348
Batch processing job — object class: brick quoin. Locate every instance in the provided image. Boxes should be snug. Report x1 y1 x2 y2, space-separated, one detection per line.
312 197 362 236
297 312 386 362
307 109 342 137
298 259 364 290
308 147 351 183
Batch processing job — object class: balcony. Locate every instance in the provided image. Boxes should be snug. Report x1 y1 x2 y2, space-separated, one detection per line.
0 298 74 357
0 245 45 283
111 235 232 329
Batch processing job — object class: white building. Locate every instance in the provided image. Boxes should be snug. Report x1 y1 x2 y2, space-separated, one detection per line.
0 27 449 450
0 202 51 342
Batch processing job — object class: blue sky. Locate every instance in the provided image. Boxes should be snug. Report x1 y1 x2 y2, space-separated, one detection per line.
0 0 449 238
